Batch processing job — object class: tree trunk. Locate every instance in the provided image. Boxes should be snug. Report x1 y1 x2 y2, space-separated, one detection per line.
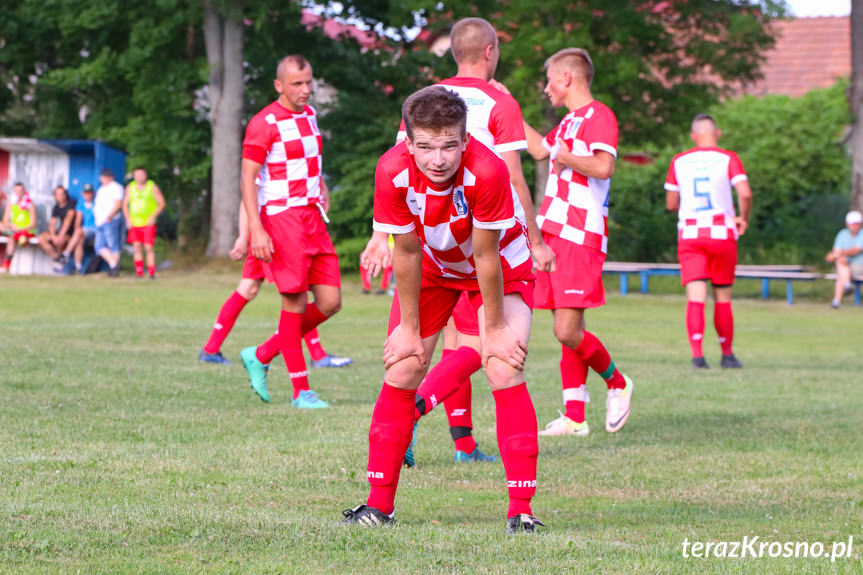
852 0 863 211
203 0 243 257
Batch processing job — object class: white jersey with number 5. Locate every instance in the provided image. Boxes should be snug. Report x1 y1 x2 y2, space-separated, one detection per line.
664 146 747 241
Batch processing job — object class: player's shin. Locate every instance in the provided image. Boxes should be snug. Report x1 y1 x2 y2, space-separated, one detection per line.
277 311 309 399
415 346 481 420
493 383 538 517
204 291 250 354
561 345 589 422
686 301 706 358
574 331 626 390
367 383 417 515
444 380 476 454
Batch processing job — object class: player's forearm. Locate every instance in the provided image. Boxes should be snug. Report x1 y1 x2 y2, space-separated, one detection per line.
558 152 615 180
240 160 264 231
393 240 423 332
738 194 752 224
666 191 680 212
523 122 549 161
473 229 506 330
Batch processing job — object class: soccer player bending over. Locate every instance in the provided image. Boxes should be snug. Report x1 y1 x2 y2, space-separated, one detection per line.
342 86 543 534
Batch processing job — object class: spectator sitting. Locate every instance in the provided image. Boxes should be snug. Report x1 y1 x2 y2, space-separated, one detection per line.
1 183 38 272
826 210 863 309
67 184 97 274
94 169 125 277
37 185 77 272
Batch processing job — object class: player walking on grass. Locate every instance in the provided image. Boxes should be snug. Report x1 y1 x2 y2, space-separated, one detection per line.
366 17 555 467
199 203 353 372
519 48 633 437
665 114 752 369
238 55 343 409
341 87 543 534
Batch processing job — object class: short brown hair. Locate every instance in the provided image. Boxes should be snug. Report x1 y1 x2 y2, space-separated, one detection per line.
402 86 467 141
277 54 309 78
450 18 497 65
545 48 594 86
691 113 717 132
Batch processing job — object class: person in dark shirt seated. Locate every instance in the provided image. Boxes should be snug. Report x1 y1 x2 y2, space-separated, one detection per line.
37 186 77 272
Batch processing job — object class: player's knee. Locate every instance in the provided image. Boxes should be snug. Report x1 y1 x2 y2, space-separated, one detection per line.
501 432 538 458
485 361 521 390
385 362 425 388
553 323 584 349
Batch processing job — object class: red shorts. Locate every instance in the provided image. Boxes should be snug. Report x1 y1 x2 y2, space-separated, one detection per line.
127 225 156 246
452 292 479 336
388 275 534 338
535 234 605 310
260 206 340 294
678 238 737 286
241 250 265 281
12 230 34 244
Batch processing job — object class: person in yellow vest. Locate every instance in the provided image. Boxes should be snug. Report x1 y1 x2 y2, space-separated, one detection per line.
122 167 165 279
1 183 38 272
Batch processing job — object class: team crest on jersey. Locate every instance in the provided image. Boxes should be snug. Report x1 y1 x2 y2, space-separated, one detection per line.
453 186 468 216
564 118 584 140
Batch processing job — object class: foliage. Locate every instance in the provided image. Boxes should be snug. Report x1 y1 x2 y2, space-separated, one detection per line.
609 81 851 264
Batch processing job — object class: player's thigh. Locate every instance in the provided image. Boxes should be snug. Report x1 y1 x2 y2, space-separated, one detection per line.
678 240 710 286
551 307 586 346
713 285 733 303
685 280 709 302
456 331 481 353
384 332 439 389
309 282 341 316
707 239 737 287
236 277 262 300
441 320 458 350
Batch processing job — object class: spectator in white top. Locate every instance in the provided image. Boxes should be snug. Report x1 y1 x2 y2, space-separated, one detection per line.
94 169 125 277
826 210 863 309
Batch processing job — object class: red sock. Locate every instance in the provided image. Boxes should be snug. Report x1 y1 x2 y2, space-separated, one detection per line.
134 260 144 277
367 383 417 515
445 380 476 453
256 331 281 364
203 291 250 354
494 383 538 518
714 302 734 355
687 301 706 358
360 264 371 291
574 331 626 390
380 267 392 290
277 311 309 399
561 345 588 423
303 328 327 361
301 303 329 336
415 347 481 416
148 265 155 277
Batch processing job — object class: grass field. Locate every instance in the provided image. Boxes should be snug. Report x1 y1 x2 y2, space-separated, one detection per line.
1 269 861 574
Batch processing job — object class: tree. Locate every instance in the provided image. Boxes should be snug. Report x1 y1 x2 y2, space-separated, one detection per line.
851 0 863 211
202 0 244 257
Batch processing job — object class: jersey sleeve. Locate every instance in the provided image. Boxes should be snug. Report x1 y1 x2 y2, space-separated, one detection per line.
664 158 680 192
833 230 847 251
471 157 515 230
372 153 415 235
581 106 618 158
241 112 271 164
727 151 748 185
489 95 527 153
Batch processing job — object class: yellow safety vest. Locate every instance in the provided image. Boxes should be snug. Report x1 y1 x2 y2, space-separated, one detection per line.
11 201 31 229
129 180 158 227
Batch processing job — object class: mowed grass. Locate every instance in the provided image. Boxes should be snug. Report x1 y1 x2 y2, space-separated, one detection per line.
0 268 861 574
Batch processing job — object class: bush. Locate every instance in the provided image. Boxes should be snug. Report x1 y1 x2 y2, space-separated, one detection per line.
334 236 369 273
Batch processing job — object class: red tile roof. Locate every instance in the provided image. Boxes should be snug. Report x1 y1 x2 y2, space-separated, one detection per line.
743 16 850 97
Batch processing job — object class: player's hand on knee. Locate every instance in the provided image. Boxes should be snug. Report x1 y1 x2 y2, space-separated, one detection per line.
383 325 427 370
482 325 527 371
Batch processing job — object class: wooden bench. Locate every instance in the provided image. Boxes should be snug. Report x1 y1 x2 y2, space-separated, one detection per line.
603 262 822 305
0 235 55 275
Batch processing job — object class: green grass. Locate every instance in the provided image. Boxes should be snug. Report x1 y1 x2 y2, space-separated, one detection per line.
0 269 861 574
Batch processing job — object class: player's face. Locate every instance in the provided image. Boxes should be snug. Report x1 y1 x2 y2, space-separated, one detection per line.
275 64 313 112
406 127 469 185
133 170 147 185
544 66 568 107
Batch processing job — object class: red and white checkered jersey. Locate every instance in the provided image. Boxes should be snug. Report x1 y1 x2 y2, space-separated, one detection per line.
373 139 532 287
242 101 323 215
537 101 618 253
396 77 527 155
664 146 747 241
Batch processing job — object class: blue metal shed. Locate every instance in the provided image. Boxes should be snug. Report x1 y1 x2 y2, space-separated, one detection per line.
42 140 126 201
